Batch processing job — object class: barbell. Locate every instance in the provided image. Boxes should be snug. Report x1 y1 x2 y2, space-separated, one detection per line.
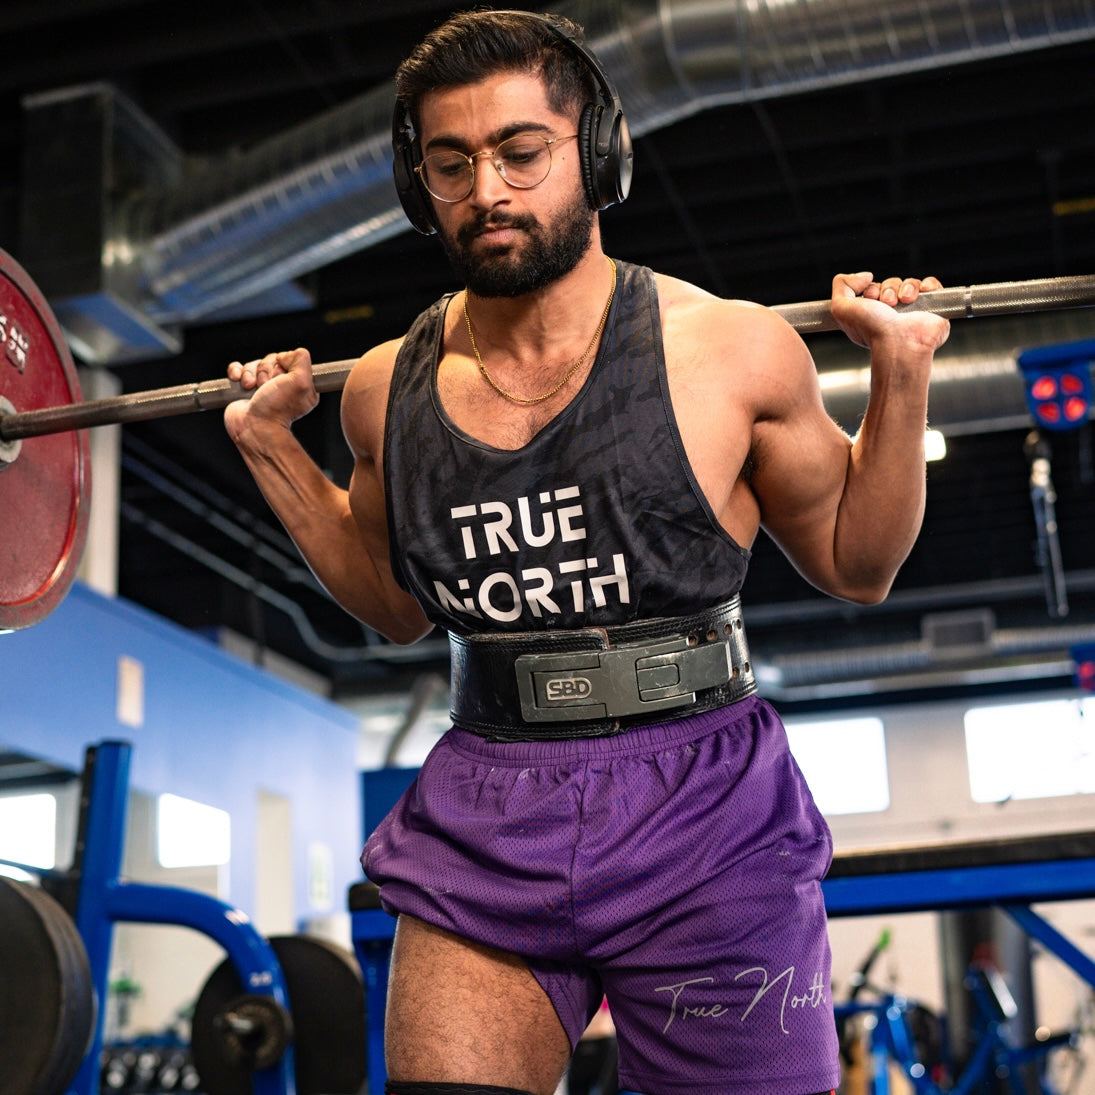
2 245 1094 634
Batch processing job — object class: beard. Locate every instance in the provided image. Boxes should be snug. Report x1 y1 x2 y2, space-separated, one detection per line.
437 190 595 298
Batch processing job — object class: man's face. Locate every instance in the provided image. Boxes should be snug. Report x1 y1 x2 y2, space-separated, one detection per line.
418 72 594 297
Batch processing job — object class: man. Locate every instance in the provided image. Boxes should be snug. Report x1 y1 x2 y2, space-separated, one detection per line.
225 9 950 1095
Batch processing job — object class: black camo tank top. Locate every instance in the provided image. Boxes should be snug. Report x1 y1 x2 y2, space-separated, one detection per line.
383 260 750 637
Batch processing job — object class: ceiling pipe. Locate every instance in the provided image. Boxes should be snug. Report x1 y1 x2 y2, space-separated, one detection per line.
754 621 1094 701
760 622 1095 689
34 0 1095 358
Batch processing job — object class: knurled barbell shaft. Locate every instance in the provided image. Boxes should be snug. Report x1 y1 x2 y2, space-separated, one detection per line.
771 273 1095 335
0 362 357 442
2 273 1094 443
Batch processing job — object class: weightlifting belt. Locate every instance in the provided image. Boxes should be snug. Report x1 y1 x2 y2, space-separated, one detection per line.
449 596 756 741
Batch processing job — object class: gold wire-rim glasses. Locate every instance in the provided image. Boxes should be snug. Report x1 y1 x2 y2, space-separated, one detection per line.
415 133 579 203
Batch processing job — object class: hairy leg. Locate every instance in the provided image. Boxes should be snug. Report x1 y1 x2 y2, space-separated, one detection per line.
385 915 571 1095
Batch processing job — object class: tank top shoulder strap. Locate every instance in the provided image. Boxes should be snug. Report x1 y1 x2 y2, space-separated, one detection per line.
383 292 453 588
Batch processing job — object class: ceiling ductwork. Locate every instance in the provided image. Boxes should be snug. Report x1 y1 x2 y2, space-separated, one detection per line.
815 308 1095 435
17 0 1095 368
754 614 1095 702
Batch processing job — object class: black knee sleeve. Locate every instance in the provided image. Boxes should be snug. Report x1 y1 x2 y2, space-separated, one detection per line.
384 1083 538 1095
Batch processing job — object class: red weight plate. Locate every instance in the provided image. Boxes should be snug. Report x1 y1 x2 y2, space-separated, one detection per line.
0 248 90 631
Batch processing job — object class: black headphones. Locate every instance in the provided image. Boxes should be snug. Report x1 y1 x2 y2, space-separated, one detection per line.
392 10 633 235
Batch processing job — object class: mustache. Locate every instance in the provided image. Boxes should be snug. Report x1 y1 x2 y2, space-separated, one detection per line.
456 210 538 247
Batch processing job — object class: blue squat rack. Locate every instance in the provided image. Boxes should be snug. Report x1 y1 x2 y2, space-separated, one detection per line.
22 739 299 1095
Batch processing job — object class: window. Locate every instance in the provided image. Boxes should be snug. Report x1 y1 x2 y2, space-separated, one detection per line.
0 792 57 869
964 697 1095 803
157 794 231 868
785 716 890 815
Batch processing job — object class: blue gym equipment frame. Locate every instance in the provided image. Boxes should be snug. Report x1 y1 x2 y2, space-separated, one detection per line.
1 739 299 1095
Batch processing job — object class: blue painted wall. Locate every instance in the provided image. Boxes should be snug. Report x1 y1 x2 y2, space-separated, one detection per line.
0 581 364 923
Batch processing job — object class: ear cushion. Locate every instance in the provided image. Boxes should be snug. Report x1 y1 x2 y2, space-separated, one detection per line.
577 102 601 209
395 150 437 235
392 107 438 235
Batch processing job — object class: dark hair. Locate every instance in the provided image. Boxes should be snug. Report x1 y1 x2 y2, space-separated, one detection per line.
394 9 595 134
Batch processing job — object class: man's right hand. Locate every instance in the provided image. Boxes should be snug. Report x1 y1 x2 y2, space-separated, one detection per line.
224 348 320 442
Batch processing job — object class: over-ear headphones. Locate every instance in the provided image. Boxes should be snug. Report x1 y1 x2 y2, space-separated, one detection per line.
392 10 633 236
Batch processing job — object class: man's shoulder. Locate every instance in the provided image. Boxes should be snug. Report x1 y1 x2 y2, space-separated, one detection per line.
355 335 405 372
344 337 407 403
652 271 793 343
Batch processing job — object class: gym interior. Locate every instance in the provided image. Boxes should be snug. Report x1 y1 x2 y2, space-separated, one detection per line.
3 2 1095 1094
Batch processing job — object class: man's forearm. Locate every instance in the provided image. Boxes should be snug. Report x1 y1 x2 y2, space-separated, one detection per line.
832 344 933 600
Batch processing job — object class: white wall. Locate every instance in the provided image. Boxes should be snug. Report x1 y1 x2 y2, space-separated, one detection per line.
107 790 227 1041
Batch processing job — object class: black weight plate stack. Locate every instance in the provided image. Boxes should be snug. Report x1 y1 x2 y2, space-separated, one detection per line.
192 934 366 1095
0 877 97 1095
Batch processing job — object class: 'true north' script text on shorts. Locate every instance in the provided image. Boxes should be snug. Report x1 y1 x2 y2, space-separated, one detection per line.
362 695 841 1095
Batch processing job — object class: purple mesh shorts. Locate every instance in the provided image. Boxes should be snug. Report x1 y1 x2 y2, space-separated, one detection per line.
362 695 841 1095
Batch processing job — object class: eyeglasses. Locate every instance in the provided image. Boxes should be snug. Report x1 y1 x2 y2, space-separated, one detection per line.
415 133 579 203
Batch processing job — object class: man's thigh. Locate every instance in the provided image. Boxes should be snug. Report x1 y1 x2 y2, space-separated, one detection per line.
385 914 571 1095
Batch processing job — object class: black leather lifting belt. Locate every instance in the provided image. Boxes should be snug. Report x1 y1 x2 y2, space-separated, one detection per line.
449 596 757 741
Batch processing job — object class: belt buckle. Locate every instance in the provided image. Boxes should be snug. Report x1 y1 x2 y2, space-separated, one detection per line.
514 636 732 723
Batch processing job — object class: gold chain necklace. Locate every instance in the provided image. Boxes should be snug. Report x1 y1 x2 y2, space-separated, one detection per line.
462 259 617 406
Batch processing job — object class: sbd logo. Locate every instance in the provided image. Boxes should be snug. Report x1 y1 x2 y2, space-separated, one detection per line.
545 677 593 701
